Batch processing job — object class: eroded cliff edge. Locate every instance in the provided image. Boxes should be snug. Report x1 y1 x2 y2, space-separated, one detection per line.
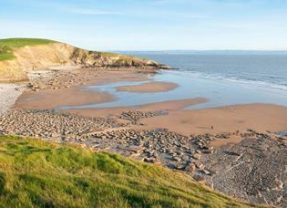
0 38 168 82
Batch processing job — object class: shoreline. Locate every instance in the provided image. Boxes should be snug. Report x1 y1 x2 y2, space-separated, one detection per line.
12 68 153 110
10 68 287 137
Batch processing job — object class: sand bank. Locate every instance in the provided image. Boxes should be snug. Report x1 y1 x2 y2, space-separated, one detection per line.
14 87 115 109
116 81 178 93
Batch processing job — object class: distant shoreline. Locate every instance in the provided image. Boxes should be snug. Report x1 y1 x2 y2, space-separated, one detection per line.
119 50 287 55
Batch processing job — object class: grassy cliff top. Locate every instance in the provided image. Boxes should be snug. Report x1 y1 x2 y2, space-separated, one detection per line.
0 38 55 48
0 38 145 63
0 38 55 61
0 136 262 208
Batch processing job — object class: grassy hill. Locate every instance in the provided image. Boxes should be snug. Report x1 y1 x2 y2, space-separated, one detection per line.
0 136 263 208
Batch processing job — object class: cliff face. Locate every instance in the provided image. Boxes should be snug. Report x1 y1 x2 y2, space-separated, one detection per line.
0 43 74 82
0 40 167 82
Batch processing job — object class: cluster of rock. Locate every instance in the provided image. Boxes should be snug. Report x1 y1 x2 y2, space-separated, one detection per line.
199 130 287 207
27 69 97 91
75 128 230 178
81 128 287 207
0 110 124 140
119 110 168 124
75 127 287 208
26 67 167 92
71 49 169 69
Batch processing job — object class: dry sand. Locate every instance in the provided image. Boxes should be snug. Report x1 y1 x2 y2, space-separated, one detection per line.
116 81 178 93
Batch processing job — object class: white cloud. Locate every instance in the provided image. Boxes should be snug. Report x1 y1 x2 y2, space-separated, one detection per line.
61 7 122 16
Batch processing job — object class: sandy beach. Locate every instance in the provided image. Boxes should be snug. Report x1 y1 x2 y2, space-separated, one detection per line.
2 68 287 207
13 69 287 137
66 100 287 139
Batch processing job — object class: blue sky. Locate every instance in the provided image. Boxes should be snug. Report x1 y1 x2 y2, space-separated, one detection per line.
1 0 287 50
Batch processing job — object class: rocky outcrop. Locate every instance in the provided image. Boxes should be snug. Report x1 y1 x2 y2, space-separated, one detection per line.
0 42 168 82
70 48 165 68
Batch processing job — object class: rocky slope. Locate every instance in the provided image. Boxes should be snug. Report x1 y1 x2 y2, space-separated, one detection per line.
0 38 167 82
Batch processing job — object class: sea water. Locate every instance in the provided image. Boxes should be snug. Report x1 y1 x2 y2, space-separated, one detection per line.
63 51 287 110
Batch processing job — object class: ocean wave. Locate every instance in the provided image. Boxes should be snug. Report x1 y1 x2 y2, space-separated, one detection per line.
163 69 287 91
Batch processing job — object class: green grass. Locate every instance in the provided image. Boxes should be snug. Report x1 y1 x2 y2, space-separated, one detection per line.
0 38 55 61
0 136 264 208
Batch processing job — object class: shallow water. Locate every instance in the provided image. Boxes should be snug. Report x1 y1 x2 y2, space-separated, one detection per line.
62 69 287 110
127 52 287 89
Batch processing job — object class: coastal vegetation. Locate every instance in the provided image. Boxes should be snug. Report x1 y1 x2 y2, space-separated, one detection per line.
0 136 261 208
0 38 54 61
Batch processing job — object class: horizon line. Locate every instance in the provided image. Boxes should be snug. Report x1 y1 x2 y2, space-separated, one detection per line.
115 49 287 52
1 37 287 52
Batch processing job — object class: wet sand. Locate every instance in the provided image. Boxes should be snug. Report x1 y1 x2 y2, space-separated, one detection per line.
141 103 287 135
67 98 207 117
14 87 115 109
67 101 287 137
14 69 152 110
116 81 178 93
82 70 151 85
